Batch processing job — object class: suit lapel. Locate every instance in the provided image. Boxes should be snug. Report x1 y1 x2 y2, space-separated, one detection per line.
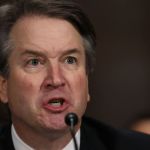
80 120 107 150
0 124 15 150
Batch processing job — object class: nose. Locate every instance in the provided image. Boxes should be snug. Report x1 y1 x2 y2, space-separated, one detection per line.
43 63 65 90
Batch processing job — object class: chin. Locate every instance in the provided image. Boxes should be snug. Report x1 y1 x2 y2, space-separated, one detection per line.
40 116 67 130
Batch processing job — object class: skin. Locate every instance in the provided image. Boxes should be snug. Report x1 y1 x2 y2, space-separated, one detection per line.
131 120 150 135
0 16 90 150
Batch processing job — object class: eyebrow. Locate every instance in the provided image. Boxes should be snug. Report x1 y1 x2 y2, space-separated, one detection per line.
61 48 82 56
20 48 82 57
20 49 46 57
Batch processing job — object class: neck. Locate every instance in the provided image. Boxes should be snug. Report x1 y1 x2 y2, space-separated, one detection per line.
12 121 80 150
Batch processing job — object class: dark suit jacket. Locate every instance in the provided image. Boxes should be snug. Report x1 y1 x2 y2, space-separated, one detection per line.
0 116 150 150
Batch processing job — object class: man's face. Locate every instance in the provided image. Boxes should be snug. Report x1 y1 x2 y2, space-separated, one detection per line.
0 16 89 132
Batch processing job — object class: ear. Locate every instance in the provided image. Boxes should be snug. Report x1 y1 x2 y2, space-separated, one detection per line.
0 75 8 103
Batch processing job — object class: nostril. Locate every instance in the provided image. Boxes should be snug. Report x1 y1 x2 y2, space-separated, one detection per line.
46 82 65 89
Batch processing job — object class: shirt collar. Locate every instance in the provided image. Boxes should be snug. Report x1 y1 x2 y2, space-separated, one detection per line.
11 125 80 150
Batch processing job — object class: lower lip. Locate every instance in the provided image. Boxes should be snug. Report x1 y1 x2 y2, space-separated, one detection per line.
43 102 69 113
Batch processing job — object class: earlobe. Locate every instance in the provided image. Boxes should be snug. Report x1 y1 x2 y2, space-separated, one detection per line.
87 94 90 102
0 75 8 103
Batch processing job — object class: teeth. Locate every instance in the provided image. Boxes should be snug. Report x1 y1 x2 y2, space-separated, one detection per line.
49 99 64 107
51 102 61 107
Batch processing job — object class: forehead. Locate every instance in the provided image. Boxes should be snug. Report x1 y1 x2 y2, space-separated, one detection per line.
9 15 84 50
8 16 85 59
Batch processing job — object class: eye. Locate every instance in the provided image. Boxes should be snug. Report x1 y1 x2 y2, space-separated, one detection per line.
26 58 43 67
65 56 77 64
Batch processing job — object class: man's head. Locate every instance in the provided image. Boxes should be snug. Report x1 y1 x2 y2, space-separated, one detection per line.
0 0 96 143
0 0 96 78
129 114 150 135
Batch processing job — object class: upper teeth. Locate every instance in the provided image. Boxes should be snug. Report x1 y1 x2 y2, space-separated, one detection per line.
49 99 63 107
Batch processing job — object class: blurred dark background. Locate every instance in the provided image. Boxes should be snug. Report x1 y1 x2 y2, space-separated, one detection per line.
0 0 150 128
79 0 150 128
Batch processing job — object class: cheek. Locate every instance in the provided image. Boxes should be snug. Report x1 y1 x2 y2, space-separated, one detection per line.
6 74 43 116
79 72 88 91
71 72 89 101
8 76 35 93
73 74 89 117
7 72 43 105
78 75 88 93
9 68 44 90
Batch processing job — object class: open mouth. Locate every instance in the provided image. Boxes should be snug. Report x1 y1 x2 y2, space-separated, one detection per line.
43 97 69 112
48 98 65 107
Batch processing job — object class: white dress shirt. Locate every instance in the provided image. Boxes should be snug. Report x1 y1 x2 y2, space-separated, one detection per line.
11 125 80 150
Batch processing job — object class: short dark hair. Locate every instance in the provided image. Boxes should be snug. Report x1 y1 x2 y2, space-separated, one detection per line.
0 0 96 78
